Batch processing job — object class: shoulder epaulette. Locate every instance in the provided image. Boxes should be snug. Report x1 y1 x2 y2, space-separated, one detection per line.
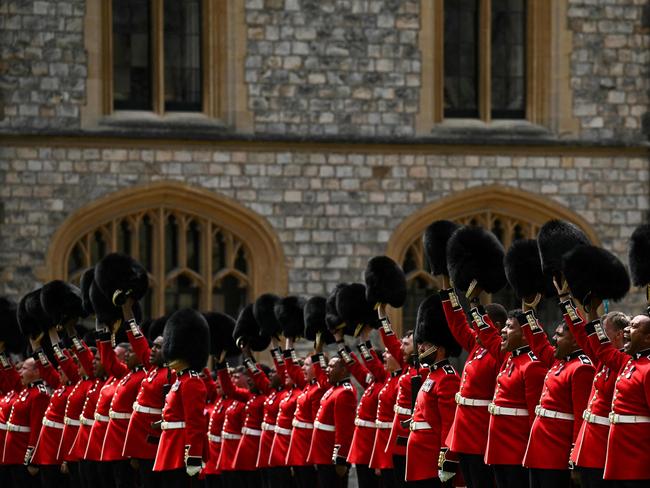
579 354 592 365
528 351 538 361
442 364 456 375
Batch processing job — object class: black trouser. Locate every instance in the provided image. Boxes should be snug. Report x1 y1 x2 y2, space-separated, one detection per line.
458 453 495 488
229 470 261 488
381 468 398 488
529 468 570 488
405 478 441 488
392 455 407 488
39 464 69 488
9 465 40 488
578 467 616 488
613 481 650 488
96 461 116 488
492 464 529 488
293 465 318 488
316 464 348 488
79 460 108 488
205 474 224 488
357 463 380 488
159 468 201 488
66 461 82 488
108 460 134 488
136 458 162 488
267 466 293 488
221 471 242 488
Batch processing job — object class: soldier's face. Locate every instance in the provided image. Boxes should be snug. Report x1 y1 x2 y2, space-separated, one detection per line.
93 352 105 377
624 315 650 354
326 357 344 383
604 317 625 349
150 337 164 367
303 357 314 381
400 334 414 361
19 358 39 385
383 351 400 373
553 324 577 359
501 318 524 352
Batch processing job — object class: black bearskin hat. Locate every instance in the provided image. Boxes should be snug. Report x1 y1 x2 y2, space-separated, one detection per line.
18 289 52 338
233 304 271 351
253 293 282 337
447 226 507 293
94 253 149 306
364 256 407 308
0 297 25 353
325 283 347 332
203 312 240 357
274 296 306 339
40 280 85 325
80 268 95 316
537 220 590 280
629 224 650 287
335 283 378 337
562 245 630 304
163 309 210 371
423 220 460 276
414 294 461 357
148 315 168 342
304 296 335 344
90 280 142 329
504 239 553 300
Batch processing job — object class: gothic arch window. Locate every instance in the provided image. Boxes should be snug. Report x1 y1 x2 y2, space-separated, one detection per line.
386 185 599 334
44 181 287 319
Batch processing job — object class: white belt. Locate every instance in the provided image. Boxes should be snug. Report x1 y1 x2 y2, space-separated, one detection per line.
292 419 313 429
355 418 376 428
161 421 186 430
261 422 276 432
64 417 81 427
6 422 31 433
314 421 335 432
80 416 95 427
535 406 574 421
583 410 610 426
208 434 222 443
109 410 132 420
94 413 110 423
394 405 412 416
0 422 6 431
609 412 650 424
455 393 490 407
43 418 65 429
488 403 529 417
409 421 431 431
222 431 242 440
242 427 262 436
133 403 163 415
376 420 393 429
275 425 292 436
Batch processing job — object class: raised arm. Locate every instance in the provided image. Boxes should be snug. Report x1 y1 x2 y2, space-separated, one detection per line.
285 349 307 388
216 364 252 403
338 344 371 389
471 306 506 364
69 336 95 379
0 352 21 393
33 348 61 389
586 319 629 373
97 332 129 378
126 322 152 370
520 310 555 368
244 358 272 395
358 341 386 383
440 289 476 352
378 308 405 369
270 347 287 384
311 352 330 389
559 298 596 361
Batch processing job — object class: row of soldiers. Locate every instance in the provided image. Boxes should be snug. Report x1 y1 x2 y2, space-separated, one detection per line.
1 218 650 488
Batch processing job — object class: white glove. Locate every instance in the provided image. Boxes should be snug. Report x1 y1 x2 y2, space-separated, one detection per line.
186 464 201 477
438 469 456 483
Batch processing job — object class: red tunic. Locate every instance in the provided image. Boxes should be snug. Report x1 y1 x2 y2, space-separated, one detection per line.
84 376 119 460
204 395 232 475
269 387 299 467
442 292 499 455
306 379 357 465
405 360 460 481
58 376 94 462
473 307 546 466
101 366 147 460
32 381 74 465
369 371 400 470
0 389 21 464
2 381 50 465
216 399 245 471
67 377 104 461
153 369 207 471
257 388 282 468
0 352 22 394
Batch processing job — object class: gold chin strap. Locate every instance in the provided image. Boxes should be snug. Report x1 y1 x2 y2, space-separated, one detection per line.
523 293 542 311
112 289 124 306
465 279 478 299
374 302 381 310
354 323 364 337
418 345 438 361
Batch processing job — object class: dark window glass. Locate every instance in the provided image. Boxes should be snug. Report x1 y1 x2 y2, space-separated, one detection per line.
213 275 247 318
444 0 479 118
139 215 154 270
117 220 132 255
165 215 179 272
91 231 107 264
212 231 226 271
234 247 248 274
187 220 201 272
113 0 152 110
491 0 526 118
165 274 200 313
164 0 202 111
492 219 504 243
68 243 85 276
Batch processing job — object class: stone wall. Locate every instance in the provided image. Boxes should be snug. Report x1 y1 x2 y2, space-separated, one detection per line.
0 0 87 130
1 143 647 311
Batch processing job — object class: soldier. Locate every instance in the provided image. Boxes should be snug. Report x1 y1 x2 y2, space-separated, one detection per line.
404 294 461 487
153 309 209 488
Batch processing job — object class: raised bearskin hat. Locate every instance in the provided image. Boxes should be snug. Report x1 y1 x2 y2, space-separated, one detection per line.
303 296 335 344
629 224 650 287
89 280 142 329
537 220 590 281
414 294 461 357
80 268 95 316
147 315 168 342
274 296 306 339
253 293 282 337
233 304 271 351
447 226 507 293
94 253 149 306
325 283 347 332
40 280 85 326
18 289 52 338
423 220 460 276
0 297 26 353
364 256 407 308
163 308 210 371
336 283 378 337
504 239 553 300
203 312 240 357
562 245 630 304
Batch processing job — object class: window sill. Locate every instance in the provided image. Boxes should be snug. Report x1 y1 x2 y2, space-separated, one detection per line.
96 111 229 132
430 119 554 140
